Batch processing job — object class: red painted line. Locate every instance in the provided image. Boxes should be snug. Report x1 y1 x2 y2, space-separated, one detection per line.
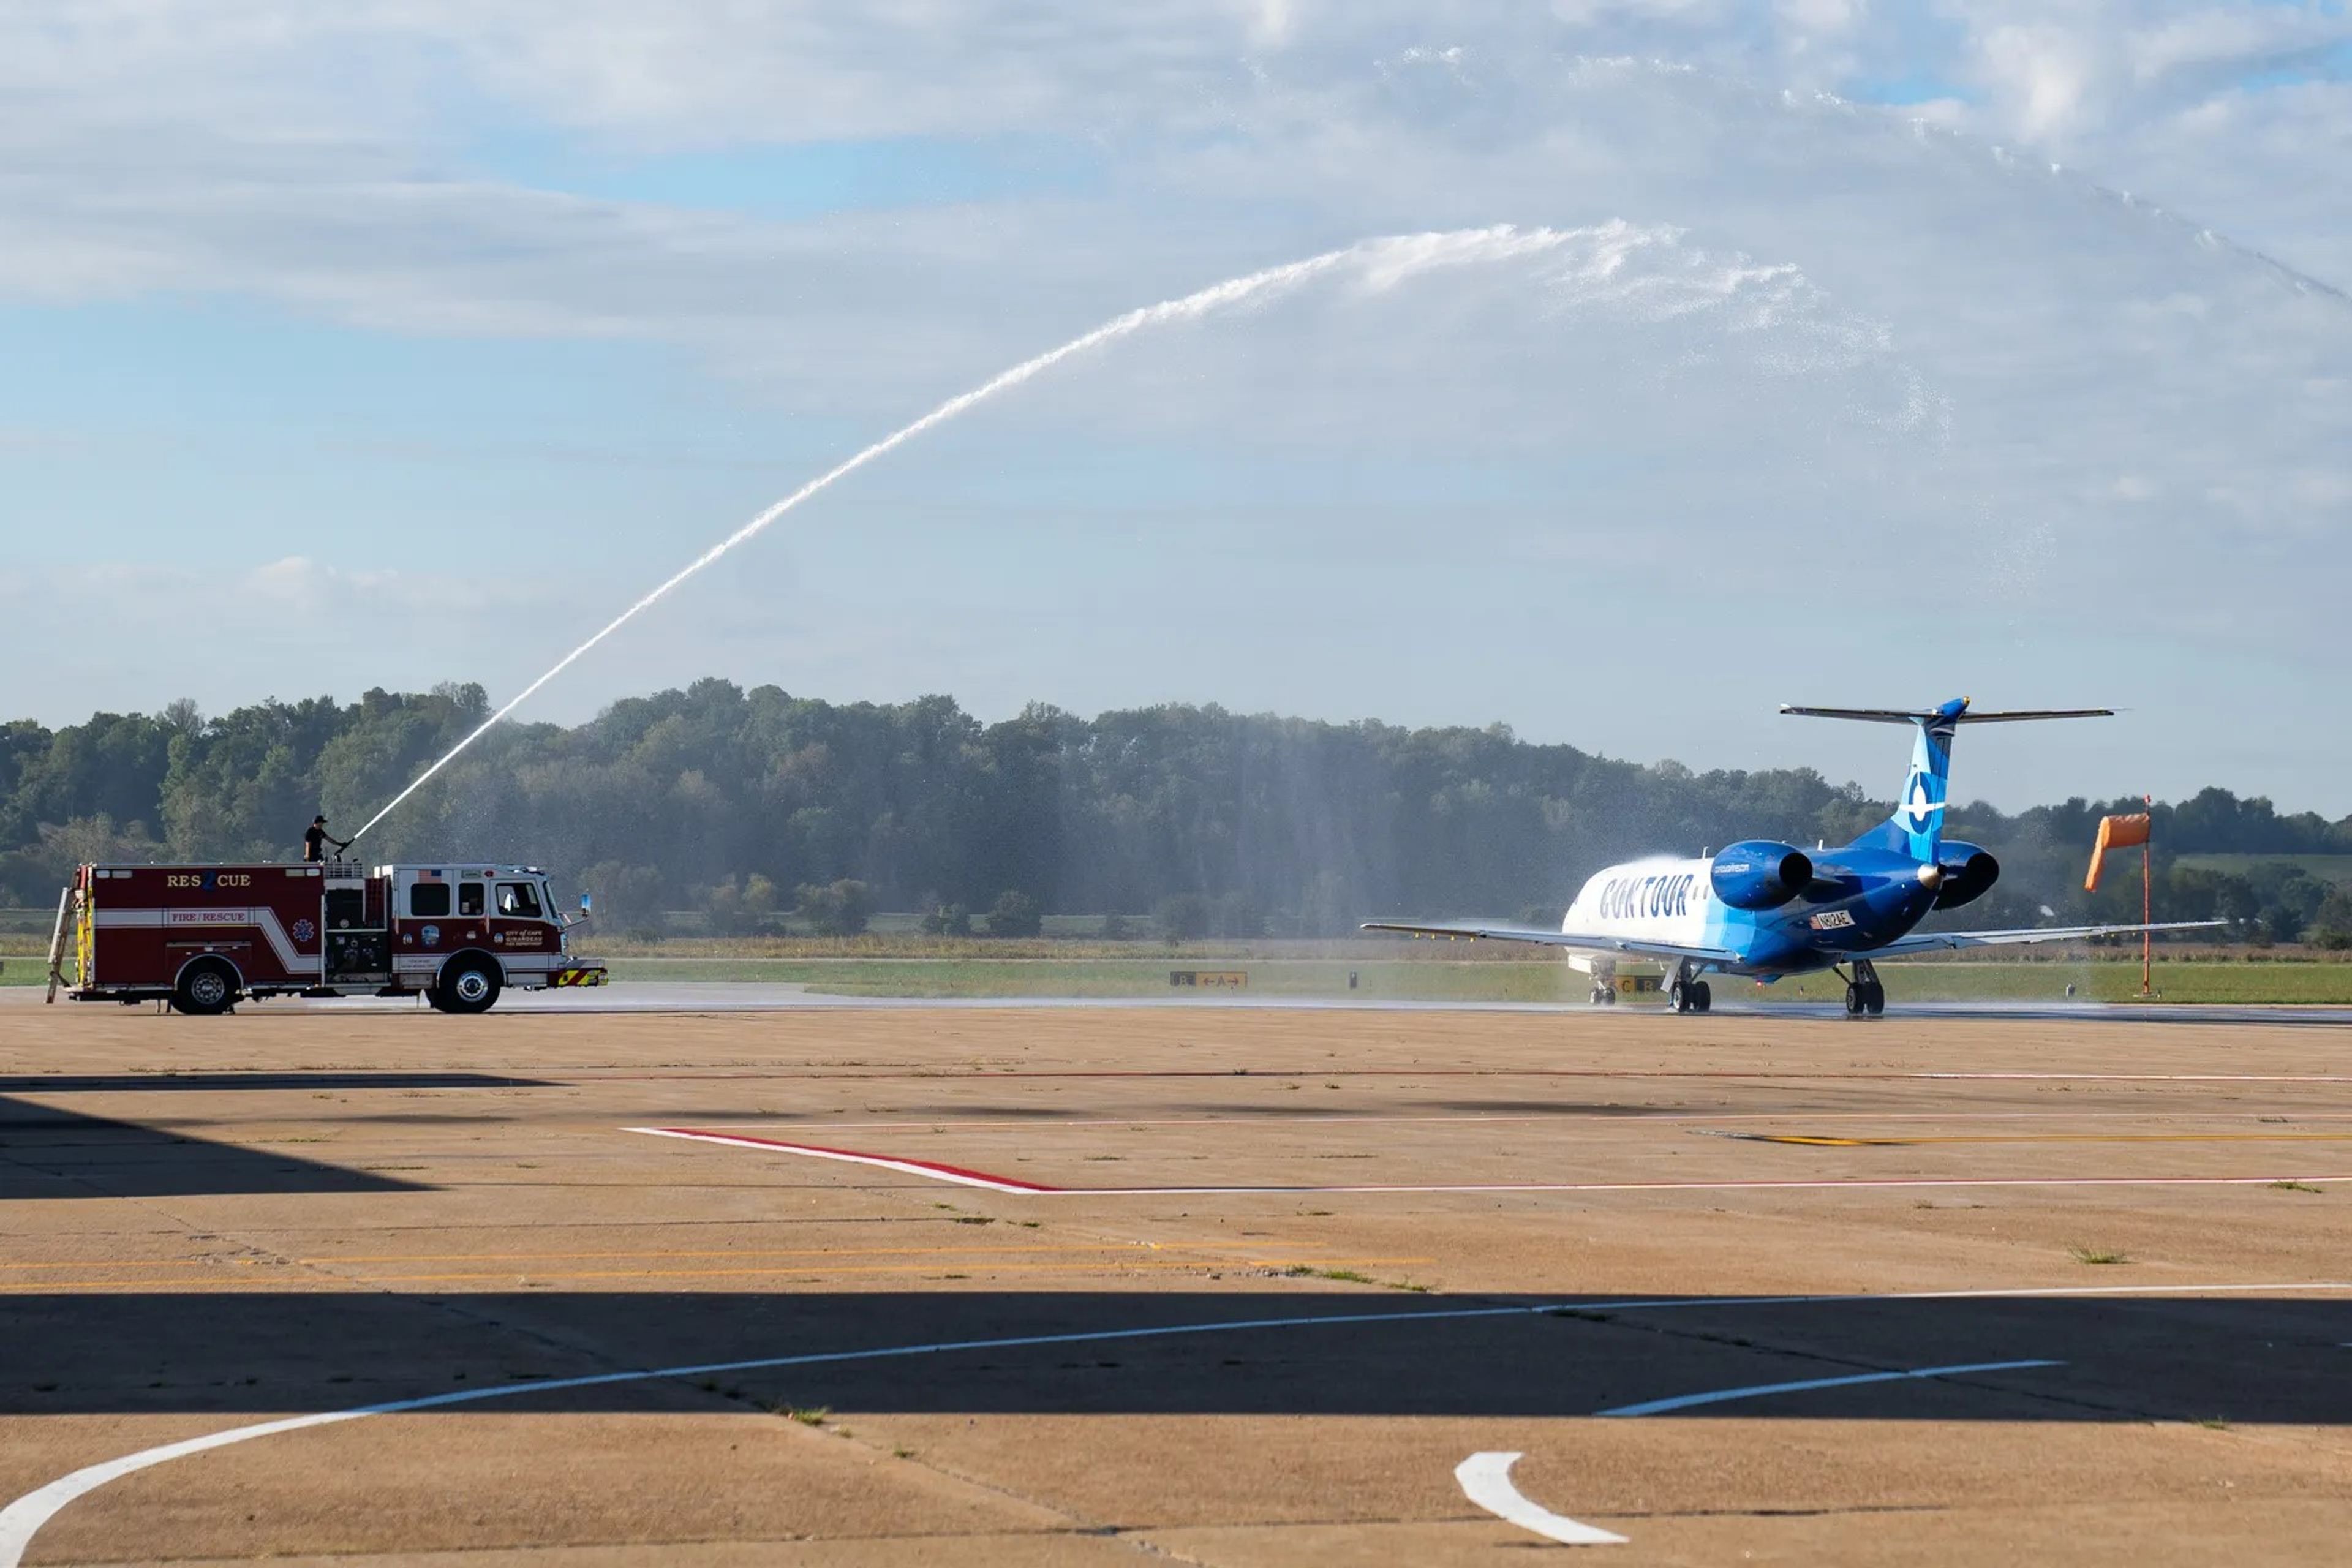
627 1127 1062 1193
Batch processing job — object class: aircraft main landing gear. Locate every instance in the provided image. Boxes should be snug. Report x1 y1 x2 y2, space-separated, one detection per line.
1839 959 1886 1017
1668 960 1713 1015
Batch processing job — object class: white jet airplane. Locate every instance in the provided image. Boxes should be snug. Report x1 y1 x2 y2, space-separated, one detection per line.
1365 698 2219 1015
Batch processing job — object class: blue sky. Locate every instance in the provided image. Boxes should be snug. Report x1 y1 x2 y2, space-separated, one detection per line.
3 2 2348 813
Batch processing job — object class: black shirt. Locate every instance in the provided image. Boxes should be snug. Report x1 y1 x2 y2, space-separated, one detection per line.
303 825 331 862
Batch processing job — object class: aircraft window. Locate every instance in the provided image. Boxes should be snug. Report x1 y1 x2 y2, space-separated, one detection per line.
458 882 485 917
497 881 543 918
410 881 452 918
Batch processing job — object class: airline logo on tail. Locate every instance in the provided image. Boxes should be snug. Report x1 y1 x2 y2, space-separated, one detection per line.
1899 772 1945 826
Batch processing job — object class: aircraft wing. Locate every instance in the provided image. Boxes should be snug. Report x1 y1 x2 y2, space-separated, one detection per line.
1872 919 2225 956
1360 921 1739 965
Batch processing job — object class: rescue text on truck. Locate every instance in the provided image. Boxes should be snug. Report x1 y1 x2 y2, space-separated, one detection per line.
42 861 608 1014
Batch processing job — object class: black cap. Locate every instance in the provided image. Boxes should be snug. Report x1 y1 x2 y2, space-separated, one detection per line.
314 815 328 824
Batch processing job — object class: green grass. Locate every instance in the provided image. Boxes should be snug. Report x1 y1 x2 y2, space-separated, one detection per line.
1820 957 2352 1006
597 953 2352 1006
765 1403 830 1425
2174 854 2352 889
2069 1246 2133 1265
1281 1264 1431 1292
604 955 1585 1001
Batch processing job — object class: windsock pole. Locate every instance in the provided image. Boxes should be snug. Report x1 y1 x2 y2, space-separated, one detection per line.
2086 806 2158 997
2141 794 2153 998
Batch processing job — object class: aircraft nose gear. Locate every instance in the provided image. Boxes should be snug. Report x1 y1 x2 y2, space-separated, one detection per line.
1839 959 1887 1017
1668 962 1713 1014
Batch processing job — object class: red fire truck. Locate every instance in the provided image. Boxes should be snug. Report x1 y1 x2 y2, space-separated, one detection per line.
43 861 607 1014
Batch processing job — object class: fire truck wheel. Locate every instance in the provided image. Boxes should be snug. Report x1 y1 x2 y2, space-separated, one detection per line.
440 957 502 1015
172 959 240 1017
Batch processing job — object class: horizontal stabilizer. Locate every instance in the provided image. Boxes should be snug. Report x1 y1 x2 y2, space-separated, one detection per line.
1781 705 2115 725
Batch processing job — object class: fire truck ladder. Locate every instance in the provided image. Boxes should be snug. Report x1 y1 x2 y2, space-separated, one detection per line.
42 883 75 1005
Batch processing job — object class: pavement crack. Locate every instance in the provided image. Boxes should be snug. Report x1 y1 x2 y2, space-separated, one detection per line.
1618 1503 1953 1520
778 1409 1136 1550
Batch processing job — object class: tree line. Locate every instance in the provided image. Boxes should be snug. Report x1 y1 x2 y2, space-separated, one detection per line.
4 680 2349 945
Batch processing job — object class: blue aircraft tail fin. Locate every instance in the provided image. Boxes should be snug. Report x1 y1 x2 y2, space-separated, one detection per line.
1889 707 1959 862
1779 699 2116 864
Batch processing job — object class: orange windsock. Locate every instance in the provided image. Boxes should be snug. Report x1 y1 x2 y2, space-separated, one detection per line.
2084 813 2152 892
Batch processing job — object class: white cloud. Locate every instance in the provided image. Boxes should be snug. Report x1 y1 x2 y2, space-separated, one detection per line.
1973 23 2102 139
2127 7 2348 88
244 554 516 611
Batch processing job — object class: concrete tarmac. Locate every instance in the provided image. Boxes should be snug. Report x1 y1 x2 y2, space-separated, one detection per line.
3 1003 2349 1565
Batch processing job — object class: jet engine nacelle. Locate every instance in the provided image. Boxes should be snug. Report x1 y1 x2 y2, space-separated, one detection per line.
1709 840 1815 911
1932 843 2000 910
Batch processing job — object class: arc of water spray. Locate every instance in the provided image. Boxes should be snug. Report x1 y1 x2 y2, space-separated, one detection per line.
347 224 1586 846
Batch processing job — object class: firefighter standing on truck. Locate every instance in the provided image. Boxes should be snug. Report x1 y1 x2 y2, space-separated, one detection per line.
303 815 349 864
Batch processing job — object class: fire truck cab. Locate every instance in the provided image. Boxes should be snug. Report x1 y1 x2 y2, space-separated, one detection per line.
45 861 608 1014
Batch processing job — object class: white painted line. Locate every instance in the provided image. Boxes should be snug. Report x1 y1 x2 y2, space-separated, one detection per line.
1598 1359 2062 1417
1455 1451 1627 1546
712 1111 2352 1132
0 1301 1543 1568
6 1285 2346 1566
1035 1175 2352 1197
1913 1074 2352 1084
625 1126 2352 1198
1741 1281 2352 1302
